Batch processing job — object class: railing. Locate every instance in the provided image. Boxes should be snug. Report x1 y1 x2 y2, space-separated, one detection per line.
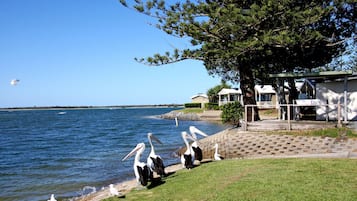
243 102 345 131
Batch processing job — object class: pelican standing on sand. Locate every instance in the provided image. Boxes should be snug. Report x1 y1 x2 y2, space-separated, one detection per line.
147 133 165 178
181 131 195 169
213 143 224 160
122 143 149 186
189 126 208 161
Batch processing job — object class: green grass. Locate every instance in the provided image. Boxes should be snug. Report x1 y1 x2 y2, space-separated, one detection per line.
174 108 204 113
268 127 357 138
103 158 357 201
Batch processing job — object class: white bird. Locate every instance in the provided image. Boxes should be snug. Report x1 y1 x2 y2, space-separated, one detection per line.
122 143 149 186
213 143 224 160
47 194 57 201
147 133 165 179
180 131 196 169
189 126 208 161
109 184 119 196
10 79 20 86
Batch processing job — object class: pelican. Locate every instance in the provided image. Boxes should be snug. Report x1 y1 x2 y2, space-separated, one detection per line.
47 194 57 201
213 143 224 160
147 133 165 179
122 143 149 186
189 126 208 161
109 184 119 196
181 131 195 169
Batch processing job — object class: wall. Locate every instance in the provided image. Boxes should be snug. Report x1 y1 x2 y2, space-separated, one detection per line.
316 79 357 121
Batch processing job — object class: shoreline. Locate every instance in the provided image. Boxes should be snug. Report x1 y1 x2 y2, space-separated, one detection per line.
0 104 184 111
74 163 184 201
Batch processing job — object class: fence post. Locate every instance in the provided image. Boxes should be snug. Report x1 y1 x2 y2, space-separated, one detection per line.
244 105 248 131
287 104 291 130
252 106 255 122
337 101 342 128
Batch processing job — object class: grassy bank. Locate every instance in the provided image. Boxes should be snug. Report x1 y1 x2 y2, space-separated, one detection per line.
104 158 357 201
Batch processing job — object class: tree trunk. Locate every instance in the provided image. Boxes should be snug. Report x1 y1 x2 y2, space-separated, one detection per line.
276 79 287 120
287 78 299 120
239 67 260 121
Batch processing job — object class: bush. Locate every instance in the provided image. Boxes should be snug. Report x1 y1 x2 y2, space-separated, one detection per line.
220 101 243 127
184 103 202 108
204 102 219 110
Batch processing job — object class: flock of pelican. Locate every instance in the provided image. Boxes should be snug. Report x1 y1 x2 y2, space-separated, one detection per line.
47 126 223 200
121 125 224 189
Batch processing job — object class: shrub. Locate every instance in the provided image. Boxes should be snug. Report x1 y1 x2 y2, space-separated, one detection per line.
184 103 202 108
220 101 243 127
204 103 219 110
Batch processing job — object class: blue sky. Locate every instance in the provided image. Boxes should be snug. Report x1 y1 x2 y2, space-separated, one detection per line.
0 0 226 108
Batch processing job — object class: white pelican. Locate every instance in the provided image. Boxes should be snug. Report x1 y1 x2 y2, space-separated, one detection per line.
180 131 195 169
122 143 149 186
47 194 57 201
213 143 224 160
189 126 208 161
109 184 119 196
147 133 165 179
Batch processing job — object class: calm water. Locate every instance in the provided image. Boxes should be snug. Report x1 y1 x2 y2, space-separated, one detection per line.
0 108 227 201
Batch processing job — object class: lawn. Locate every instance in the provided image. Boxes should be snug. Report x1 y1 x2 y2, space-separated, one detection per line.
104 158 357 201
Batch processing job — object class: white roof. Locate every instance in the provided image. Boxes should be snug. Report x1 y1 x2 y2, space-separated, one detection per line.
191 93 208 99
218 88 242 95
254 85 276 94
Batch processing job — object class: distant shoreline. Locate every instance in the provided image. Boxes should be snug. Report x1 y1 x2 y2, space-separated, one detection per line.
0 104 184 111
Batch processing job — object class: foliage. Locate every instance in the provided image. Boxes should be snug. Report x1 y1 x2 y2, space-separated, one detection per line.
184 103 202 108
206 80 231 103
104 158 357 201
119 0 356 81
119 0 356 120
220 101 243 126
204 102 219 110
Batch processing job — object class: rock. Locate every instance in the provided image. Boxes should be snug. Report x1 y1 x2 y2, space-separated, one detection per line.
158 111 200 121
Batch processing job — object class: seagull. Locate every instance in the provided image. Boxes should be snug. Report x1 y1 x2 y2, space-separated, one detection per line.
189 126 208 161
122 143 149 186
47 194 57 201
213 143 224 160
180 131 196 169
147 133 165 179
109 184 119 196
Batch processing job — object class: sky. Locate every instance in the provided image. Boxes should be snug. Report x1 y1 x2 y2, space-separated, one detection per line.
0 0 227 108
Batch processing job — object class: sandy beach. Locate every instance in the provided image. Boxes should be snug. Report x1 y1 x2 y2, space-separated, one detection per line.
75 163 184 201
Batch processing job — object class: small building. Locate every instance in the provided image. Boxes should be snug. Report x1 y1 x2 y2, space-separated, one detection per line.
218 88 242 106
191 93 209 108
254 85 277 109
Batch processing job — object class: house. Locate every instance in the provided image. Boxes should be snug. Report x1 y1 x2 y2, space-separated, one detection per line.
254 85 277 109
191 93 209 108
270 70 356 121
218 88 242 106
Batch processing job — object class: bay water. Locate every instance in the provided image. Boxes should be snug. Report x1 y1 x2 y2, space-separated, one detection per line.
0 107 227 201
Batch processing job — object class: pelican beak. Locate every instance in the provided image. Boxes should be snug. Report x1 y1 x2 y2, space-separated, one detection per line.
189 126 208 138
183 132 195 141
150 134 163 144
122 144 142 161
